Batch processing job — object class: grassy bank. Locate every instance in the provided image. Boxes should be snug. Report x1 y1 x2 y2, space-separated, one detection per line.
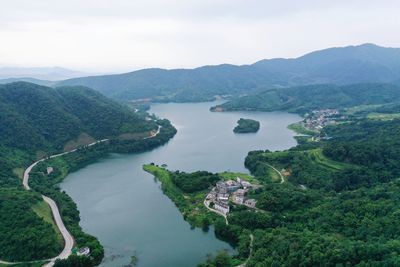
143 164 215 228
287 122 317 135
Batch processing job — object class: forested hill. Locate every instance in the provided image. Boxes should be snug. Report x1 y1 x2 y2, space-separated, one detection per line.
212 83 400 114
0 81 176 263
56 44 400 102
0 82 157 154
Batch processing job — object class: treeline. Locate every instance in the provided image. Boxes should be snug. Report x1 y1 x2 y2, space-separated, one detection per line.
171 171 220 193
0 82 157 152
212 117 400 266
28 119 176 266
0 189 62 261
0 82 176 263
213 83 400 114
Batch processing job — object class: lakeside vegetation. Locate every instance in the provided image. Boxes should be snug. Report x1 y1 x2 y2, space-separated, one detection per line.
145 114 400 266
287 122 317 135
233 118 260 133
0 82 176 264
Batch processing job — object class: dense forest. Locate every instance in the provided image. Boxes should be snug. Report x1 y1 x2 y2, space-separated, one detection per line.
212 83 400 114
58 44 400 102
201 118 400 266
146 114 400 266
0 82 176 264
233 118 260 133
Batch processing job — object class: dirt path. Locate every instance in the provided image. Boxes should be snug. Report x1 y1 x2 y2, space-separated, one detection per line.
266 164 285 183
235 234 254 267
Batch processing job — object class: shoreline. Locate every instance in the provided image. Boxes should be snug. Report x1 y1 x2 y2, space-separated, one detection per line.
3 121 176 266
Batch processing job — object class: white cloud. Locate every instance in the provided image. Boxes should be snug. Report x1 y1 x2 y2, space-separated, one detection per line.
0 0 399 71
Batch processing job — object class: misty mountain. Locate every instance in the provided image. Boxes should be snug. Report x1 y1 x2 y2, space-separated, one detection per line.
0 77 55 87
0 66 91 81
57 44 400 102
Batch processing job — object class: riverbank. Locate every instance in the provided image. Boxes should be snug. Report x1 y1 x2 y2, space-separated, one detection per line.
55 102 300 267
26 119 176 266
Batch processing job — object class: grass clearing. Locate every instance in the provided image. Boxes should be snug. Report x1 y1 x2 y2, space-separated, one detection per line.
63 133 96 152
308 149 350 170
287 122 317 135
32 200 63 245
12 168 24 180
219 171 258 184
344 104 382 115
367 112 400 121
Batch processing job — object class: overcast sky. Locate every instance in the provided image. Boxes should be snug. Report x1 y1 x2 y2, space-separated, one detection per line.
1 0 400 72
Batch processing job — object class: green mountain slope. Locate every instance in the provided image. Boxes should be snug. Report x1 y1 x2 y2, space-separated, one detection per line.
57 44 400 102
0 82 170 263
0 82 156 153
213 83 400 113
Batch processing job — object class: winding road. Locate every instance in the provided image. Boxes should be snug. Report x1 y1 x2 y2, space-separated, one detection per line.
203 199 229 225
266 163 285 183
2 126 162 266
23 139 109 267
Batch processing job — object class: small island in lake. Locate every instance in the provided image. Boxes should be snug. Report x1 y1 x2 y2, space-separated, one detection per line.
233 118 260 133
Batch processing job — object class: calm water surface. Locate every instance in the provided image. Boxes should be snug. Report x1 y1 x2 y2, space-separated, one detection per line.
61 101 301 267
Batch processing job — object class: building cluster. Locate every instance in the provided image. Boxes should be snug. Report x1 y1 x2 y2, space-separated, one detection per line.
302 109 341 131
205 177 257 215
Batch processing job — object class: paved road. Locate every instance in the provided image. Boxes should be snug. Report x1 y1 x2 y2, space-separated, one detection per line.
3 127 162 266
204 200 229 225
143 126 161 139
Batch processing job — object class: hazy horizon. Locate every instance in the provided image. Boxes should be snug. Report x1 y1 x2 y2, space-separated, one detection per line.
1 0 400 72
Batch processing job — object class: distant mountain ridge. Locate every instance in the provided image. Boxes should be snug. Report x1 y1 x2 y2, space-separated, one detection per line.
0 66 91 81
212 83 400 114
56 43 400 101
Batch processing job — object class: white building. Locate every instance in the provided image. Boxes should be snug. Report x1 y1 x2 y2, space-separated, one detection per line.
232 189 247 204
244 199 257 208
46 167 54 175
217 193 229 202
77 247 90 257
214 201 230 215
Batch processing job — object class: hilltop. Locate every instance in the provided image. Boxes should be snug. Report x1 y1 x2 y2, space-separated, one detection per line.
56 44 400 102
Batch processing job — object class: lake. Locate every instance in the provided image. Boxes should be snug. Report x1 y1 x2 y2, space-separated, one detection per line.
60 101 301 267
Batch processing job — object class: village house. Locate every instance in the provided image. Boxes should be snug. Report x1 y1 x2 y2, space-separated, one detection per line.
244 199 257 208
216 181 228 194
225 180 241 192
77 247 90 257
217 193 229 202
46 166 54 175
214 201 230 215
232 188 247 204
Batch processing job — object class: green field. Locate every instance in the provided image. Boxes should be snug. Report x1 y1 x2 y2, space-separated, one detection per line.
308 149 351 171
367 112 400 120
287 122 317 135
32 200 63 245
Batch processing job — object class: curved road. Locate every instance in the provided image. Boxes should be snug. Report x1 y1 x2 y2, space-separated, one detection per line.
266 164 285 183
3 126 162 266
203 200 229 225
23 139 109 267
